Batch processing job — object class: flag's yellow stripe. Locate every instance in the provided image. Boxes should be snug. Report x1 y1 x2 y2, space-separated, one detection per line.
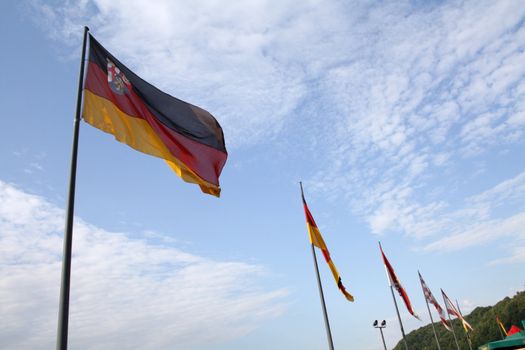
306 222 354 301
343 289 354 301
83 90 220 196
462 319 473 332
327 260 341 282
307 223 327 250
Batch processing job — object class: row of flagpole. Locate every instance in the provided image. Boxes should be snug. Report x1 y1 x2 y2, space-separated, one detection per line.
300 183 476 350
57 27 503 350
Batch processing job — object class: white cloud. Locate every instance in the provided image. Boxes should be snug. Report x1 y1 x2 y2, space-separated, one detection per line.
468 171 525 209
422 212 525 253
421 170 525 254
300 2 525 253
0 180 287 349
457 299 475 314
30 0 525 261
31 0 358 148
488 246 525 266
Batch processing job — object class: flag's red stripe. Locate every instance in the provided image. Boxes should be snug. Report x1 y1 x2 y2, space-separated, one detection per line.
442 290 461 318
84 62 226 185
381 250 400 286
85 62 146 119
398 286 416 315
302 202 318 228
321 249 330 262
420 276 449 329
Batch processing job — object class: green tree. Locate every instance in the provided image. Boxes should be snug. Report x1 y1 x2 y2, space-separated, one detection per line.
393 291 525 350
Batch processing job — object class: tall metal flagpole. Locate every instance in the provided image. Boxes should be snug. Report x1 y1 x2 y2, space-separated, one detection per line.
379 242 409 350
442 293 461 350
300 182 335 350
311 244 335 350
418 272 441 350
456 300 473 350
57 25 89 350
389 284 409 350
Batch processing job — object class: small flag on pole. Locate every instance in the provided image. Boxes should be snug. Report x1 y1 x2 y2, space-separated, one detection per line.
301 189 354 302
83 35 228 196
507 325 522 336
418 272 451 331
496 315 508 336
380 245 420 320
441 290 473 331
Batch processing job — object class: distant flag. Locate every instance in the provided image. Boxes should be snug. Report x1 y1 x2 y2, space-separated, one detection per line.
83 34 228 196
418 272 452 331
441 290 473 331
455 299 474 350
301 188 354 302
496 315 508 336
507 325 522 336
379 244 420 320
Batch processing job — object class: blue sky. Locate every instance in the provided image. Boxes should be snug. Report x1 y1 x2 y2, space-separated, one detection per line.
1 1 525 349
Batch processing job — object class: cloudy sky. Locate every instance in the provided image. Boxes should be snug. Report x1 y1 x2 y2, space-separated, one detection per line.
1 1 524 349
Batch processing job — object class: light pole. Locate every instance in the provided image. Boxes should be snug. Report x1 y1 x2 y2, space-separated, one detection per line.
373 320 387 350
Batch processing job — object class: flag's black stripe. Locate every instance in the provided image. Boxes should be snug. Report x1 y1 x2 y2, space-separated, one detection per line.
88 34 226 153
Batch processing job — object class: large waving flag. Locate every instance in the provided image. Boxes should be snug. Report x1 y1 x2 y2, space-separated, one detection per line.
83 34 228 196
418 272 451 331
441 289 474 331
301 189 354 302
380 244 420 319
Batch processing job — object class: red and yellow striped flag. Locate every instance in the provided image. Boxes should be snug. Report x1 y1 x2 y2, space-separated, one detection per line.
301 188 354 302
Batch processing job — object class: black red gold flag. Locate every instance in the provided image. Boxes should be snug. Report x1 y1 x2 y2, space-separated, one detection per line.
83 35 227 196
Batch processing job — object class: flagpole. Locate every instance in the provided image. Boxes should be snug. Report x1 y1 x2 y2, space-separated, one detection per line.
57 25 89 350
389 284 410 350
311 243 336 350
379 242 409 350
300 182 335 350
418 272 441 350
442 293 461 350
424 294 442 350
456 300 473 350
